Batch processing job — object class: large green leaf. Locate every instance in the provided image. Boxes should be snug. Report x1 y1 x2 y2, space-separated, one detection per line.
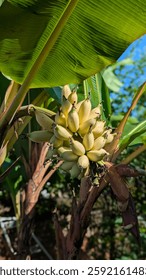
0 0 145 88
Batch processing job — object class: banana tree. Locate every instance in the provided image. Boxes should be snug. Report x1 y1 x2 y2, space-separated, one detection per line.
23 81 146 260
0 0 145 122
0 0 146 259
0 0 145 156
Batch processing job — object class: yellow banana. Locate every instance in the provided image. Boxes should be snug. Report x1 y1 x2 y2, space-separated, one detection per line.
78 118 96 136
62 85 71 99
70 163 81 178
68 90 78 105
78 98 91 123
60 161 75 171
104 130 116 144
54 125 72 140
0 142 8 167
27 130 53 143
67 108 79 132
34 109 54 131
89 104 101 119
87 149 108 162
50 135 63 148
70 138 85 156
92 121 105 138
55 110 67 127
61 98 72 117
93 136 106 150
83 131 94 151
75 100 84 112
78 155 90 169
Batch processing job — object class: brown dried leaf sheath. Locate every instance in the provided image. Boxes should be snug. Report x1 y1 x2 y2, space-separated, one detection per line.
122 194 140 244
106 163 129 202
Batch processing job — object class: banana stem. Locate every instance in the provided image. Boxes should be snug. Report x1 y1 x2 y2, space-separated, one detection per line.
109 82 146 159
0 81 19 116
83 80 89 99
39 160 64 191
121 144 146 165
2 90 48 151
0 0 79 131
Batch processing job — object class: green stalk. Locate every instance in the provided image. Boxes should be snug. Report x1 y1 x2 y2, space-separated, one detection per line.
83 80 89 99
0 81 19 116
121 144 146 165
0 0 79 130
5 91 49 152
109 82 146 160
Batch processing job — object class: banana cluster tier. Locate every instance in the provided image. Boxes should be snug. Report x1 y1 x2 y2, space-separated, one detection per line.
28 87 115 179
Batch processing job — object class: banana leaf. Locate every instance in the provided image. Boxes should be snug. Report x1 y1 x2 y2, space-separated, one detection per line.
0 0 145 88
120 120 146 149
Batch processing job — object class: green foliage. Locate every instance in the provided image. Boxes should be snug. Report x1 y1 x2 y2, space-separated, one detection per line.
120 120 146 149
0 0 145 87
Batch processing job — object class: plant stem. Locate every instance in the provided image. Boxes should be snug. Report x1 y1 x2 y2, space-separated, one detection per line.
108 82 146 159
0 0 79 131
0 81 19 116
121 144 146 165
39 160 63 190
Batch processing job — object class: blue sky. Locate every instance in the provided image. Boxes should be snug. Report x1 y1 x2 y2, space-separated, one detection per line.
110 34 146 116
119 34 146 61
118 34 146 87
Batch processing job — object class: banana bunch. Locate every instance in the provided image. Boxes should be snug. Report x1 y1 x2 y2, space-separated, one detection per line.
28 86 115 179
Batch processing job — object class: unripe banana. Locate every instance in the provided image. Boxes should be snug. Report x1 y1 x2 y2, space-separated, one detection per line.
61 150 78 161
87 149 108 162
83 131 94 151
54 125 72 140
78 119 96 136
58 146 71 154
68 90 78 104
78 98 91 123
34 109 54 131
70 138 85 156
55 110 67 127
27 130 53 143
60 161 75 171
32 105 55 116
78 165 90 179
92 121 105 138
84 165 90 176
46 147 57 159
89 104 101 119
70 163 81 178
58 146 78 161
67 108 79 132
62 85 71 99
61 98 72 117
78 155 90 169
0 142 8 167
50 135 63 148
63 139 70 147
93 136 106 150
